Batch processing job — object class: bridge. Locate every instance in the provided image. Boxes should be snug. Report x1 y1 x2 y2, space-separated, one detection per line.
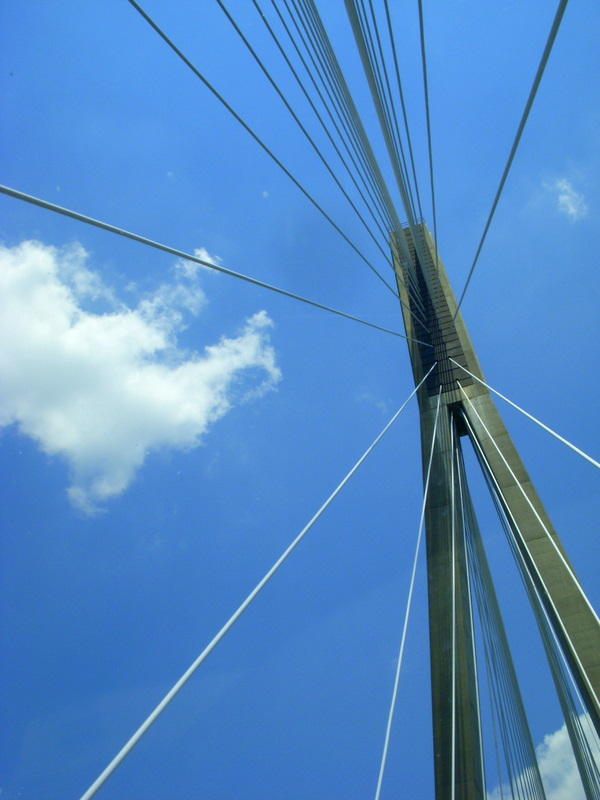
1 1 598 798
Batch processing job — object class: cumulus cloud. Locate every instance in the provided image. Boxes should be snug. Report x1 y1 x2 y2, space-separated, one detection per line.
487 714 600 800
0 240 280 512
549 178 588 221
536 714 599 800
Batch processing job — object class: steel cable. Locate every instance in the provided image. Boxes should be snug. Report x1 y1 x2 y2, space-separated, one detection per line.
382 0 424 221
298 0 406 237
361 0 418 220
454 0 569 316
245 0 428 327
344 0 436 302
449 359 600 469
288 0 396 231
280 0 430 314
127 0 400 298
417 0 440 275
77 368 438 800
0 184 434 346
295 0 427 309
463 412 600 796
269 0 396 237
457 442 546 799
373 385 442 800
216 0 393 267
253 0 394 246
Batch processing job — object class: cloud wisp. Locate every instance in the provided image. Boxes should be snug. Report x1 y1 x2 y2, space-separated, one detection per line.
550 178 588 221
0 240 280 512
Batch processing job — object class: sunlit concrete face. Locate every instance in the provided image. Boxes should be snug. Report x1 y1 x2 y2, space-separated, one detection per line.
392 224 600 799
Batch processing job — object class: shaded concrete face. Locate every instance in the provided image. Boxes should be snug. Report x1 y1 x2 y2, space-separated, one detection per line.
420 400 485 800
393 225 600 798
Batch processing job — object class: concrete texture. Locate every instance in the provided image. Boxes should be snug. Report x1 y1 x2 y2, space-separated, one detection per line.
393 224 600 799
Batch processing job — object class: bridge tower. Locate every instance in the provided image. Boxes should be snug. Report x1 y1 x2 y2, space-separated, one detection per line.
393 224 600 799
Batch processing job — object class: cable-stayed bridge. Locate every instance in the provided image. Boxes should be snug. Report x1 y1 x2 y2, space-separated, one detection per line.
1 1 598 798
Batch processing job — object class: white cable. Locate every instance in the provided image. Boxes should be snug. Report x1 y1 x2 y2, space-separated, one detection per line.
462 410 600 720
463 410 600 761
0 184 430 346
455 436 487 795
78 365 437 800
457 381 599 625
449 359 599 469
373 386 442 800
453 0 569 315
450 418 457 800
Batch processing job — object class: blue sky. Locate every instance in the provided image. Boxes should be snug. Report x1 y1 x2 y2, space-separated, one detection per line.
1 1 599 798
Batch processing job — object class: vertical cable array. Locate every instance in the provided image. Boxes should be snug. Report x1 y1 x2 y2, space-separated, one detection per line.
416 0 439 274
127 0 400 298
458 429 488 797
248 0 428 326
216 0 394 267
344 0 436 301
455 427 547 800
449 416 458 800
382 0 424 221
281 0 431 317
358 0 418 220
266 0 430 319
253 0 393 247
287 0 399 233
463 412 600 799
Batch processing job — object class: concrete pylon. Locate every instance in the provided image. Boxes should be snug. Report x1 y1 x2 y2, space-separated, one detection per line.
392 224 600 798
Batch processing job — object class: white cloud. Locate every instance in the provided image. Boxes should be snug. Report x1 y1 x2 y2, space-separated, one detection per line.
487 714 600 800
0 240 280 512
537 714 599 800
551 178 588 221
